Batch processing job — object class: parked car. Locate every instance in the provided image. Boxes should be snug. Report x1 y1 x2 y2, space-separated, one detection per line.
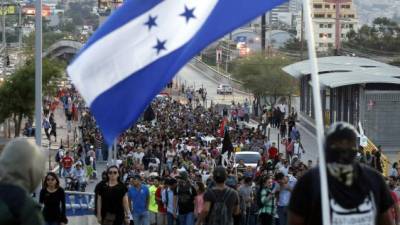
217 84 233 95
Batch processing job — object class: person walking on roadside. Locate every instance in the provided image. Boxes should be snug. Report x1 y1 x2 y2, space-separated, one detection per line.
61 151 74 177
128 175 150 225
0 138 46 225
196 166 240 225
97 166 130 225
49 113 57 142
40 172 68 225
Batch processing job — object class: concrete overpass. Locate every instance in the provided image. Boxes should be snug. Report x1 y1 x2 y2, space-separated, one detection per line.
43 40 83 61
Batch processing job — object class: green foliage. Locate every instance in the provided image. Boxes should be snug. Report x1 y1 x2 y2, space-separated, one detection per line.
345 17 400 52
64 2 99 28
0 58 64 133
281 38 307 51
231 54 297 103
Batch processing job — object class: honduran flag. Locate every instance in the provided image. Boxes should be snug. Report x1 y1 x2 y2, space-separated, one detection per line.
67 0 287 144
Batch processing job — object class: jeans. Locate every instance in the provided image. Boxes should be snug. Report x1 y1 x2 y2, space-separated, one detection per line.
167 212 176 225
133 211 150 225
277 206 288 225
178 212 194 225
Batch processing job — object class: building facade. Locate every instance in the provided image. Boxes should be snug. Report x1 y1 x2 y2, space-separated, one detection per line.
296 0 359 52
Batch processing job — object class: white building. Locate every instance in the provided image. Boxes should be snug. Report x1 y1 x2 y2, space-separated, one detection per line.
296 0 359 52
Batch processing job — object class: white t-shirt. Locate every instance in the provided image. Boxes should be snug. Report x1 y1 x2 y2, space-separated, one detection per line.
166 150 176 162
133 152 144 163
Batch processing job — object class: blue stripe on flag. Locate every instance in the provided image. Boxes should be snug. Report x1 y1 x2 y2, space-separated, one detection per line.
87 0 288 143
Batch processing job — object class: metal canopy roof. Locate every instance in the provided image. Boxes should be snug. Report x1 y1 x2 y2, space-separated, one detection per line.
282 56 400 88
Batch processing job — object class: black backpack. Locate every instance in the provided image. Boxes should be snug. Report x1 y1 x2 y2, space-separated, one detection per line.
207 188 234 225
176 183 193 207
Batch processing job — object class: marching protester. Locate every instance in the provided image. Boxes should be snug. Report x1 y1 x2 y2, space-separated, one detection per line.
288 122 394 225
0 138 46 225
40 172 68 225
128 175 150 225
196 166 240 225
97 166 130 225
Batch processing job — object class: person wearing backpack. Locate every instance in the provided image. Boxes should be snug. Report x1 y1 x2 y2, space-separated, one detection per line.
196 166 240 225
174 171 197 225
257 176 275 225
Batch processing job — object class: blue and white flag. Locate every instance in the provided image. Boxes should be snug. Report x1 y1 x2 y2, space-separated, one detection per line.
67 0 287 144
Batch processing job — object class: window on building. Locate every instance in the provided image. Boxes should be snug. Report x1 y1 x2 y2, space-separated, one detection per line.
327 24 332 28
341 33 344 38
328 43 333 48
327 14 332 18
348 14 355 18
319 43 324 47
314 14 325 18
325 4 330 9
349 24 354 29
320 24 324 28
341 24 345 28
314 4 323 8
327 33 332 38
341 4 351 9
319 33 324 38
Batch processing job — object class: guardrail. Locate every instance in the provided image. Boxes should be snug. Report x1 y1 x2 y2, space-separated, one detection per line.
65 191 95 217
188 58 251 96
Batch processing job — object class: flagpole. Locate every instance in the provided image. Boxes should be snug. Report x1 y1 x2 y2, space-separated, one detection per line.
35 0 42 147
302 0 331 225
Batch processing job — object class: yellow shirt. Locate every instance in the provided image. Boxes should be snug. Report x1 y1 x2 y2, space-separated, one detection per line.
148 185 159 213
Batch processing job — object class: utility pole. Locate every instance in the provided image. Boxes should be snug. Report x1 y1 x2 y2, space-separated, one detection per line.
261 13 266 55
18 1 22 49
1 0 5 48
35 0 42 147
300 6 305 60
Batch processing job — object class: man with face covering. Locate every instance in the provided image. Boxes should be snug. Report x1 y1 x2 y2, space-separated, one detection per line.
288 122 394 225
0 138 46 225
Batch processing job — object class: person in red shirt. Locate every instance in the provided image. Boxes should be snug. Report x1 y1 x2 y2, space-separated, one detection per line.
156 180 167 225
61 151 74 177
389 176 400 225
268 142 279 161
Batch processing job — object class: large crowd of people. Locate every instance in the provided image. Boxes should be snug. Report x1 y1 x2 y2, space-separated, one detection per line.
0 84 398 225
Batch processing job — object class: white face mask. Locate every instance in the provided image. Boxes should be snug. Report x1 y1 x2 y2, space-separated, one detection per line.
327 162 354 186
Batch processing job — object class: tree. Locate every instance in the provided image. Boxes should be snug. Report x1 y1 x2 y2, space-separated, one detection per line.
344 17 400 53
231 54 298 114
0 58 64 136
281 38 307 51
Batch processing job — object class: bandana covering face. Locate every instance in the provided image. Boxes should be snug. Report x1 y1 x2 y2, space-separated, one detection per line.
327 162 354 186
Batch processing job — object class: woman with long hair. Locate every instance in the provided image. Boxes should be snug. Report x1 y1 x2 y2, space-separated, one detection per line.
97 165 131 225
194 182 206 219
39 172 68 225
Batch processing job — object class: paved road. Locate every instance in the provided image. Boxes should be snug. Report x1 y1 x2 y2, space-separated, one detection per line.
176 65 252 105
